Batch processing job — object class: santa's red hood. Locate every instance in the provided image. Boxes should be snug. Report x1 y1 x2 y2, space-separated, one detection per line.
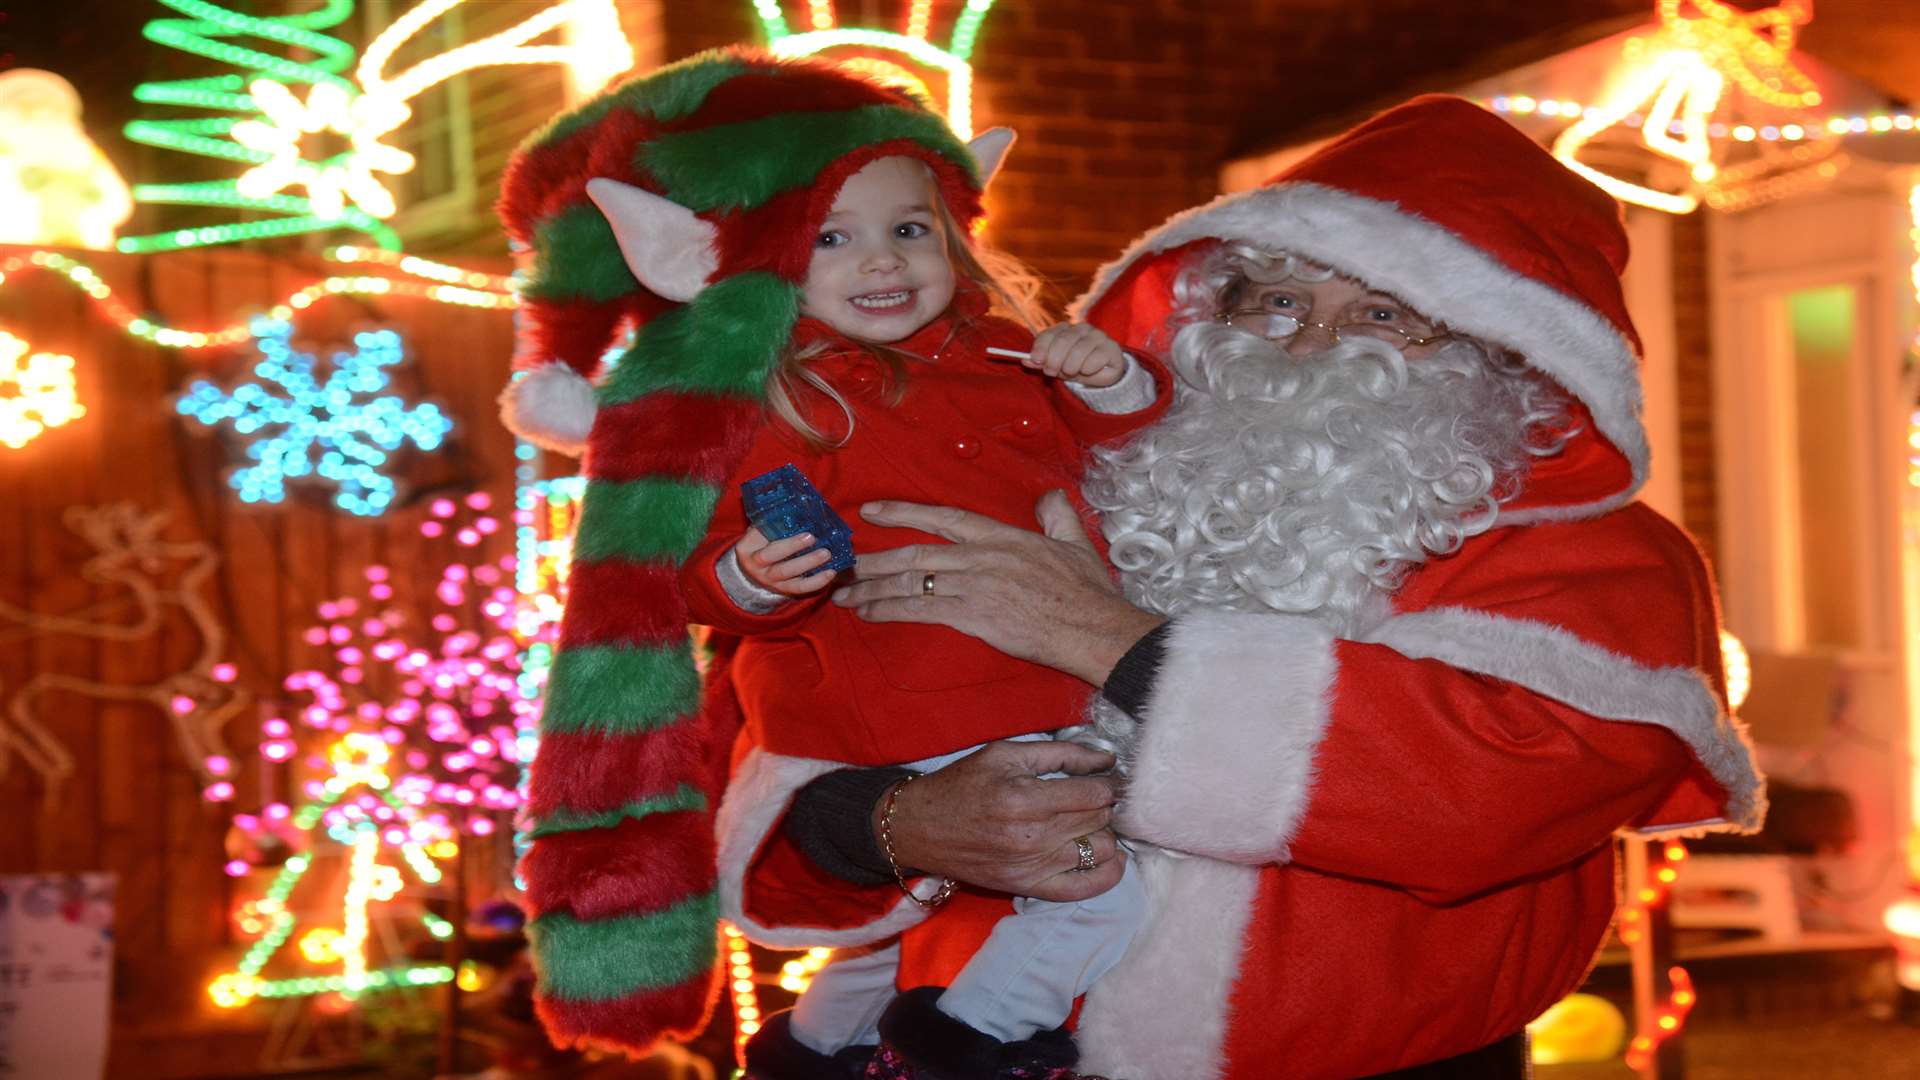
1071 95 1647 526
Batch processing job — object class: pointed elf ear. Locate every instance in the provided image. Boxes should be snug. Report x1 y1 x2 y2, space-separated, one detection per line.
585 177 719 302
968 127 1016 188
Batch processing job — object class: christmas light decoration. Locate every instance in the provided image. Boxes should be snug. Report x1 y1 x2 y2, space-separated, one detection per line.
1624 965 1696 1071
754 1 999 139
208 734 456 1010
356 0 634 119
0 249 513 355
724 922 763 1050
230 79 413 221
1719 629 1751 710
122 0 403 253
0 69 133 249
777 946 834 993
0 331 85 449
1910 182 1920 357
176 318 452 516
1489 95 1917 145
1613 839 1696 1069
1616 839 1689 947
1546 0 1836 214
268 493 532 840
0 504 248 805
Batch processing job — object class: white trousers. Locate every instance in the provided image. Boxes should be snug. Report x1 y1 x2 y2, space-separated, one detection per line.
790 736 1149 1052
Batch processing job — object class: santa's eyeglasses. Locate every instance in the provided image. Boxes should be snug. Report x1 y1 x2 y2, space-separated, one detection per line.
1214 303 1456 349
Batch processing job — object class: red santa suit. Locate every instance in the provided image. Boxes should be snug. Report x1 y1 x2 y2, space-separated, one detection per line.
714 95 1765 1078
684 291 1170 765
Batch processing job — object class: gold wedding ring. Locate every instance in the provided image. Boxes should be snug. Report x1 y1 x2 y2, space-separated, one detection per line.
921 571 937 597
1074 835 1097 873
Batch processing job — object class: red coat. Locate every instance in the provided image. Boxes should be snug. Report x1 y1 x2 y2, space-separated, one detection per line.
683 303 1170 765
712 97 1766 1078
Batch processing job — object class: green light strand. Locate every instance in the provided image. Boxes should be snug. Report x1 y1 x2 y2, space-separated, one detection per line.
752 1 792 41
950 0 996 60
121 0 400 254
252 964 454 999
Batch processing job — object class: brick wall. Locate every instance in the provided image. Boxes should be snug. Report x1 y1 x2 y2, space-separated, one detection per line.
1669 210 1721 566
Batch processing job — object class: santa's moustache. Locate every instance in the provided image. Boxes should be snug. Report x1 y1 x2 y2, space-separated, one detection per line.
1083 321 1570 636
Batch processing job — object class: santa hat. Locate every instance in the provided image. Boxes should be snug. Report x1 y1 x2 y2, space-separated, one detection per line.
496 49 1010 1054
1072 94 1647 525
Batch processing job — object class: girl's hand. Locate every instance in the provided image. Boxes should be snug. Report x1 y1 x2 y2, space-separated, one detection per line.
735 527 837 595
1027 323 1127 388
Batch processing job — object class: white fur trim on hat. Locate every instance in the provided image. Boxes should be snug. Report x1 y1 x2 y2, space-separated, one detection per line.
716 747 940 948
499 361 596 457
1361 607 1765 832
1071 182 1650 525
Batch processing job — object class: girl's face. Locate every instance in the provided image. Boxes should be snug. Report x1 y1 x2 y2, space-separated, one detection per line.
798 156 957 344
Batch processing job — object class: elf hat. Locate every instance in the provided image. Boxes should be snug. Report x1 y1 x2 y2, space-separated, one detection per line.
1071 94 1647 526
496 49 1010 1055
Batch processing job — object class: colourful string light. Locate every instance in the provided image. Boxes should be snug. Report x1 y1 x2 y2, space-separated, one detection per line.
1488 96 1917 145
1616 839 1689 947
0 330 85 449
176 318 451 516
753 2 999 137
1625 965 1697 1070
724 922 763 1050
0 249 513 357
278 494 532 838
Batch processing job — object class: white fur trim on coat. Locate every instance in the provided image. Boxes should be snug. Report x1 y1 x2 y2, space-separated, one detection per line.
715 747 943 948
1068 182 1649 525
1361 607 1766 832
498 362 596 456
1117 612 1338 863
1074 847 1260 1080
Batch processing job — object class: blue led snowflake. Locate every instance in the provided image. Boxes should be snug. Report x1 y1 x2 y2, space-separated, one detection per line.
178 318 452 516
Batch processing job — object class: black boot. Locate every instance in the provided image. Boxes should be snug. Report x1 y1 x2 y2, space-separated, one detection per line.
742 1009 875 1080
871 987 1084 1080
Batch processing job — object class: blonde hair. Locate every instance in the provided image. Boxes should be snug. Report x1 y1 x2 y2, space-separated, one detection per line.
765 194 1047 449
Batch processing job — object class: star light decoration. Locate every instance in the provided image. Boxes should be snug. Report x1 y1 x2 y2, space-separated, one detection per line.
176 318 451 516
0 329 84 448
230 80 413 221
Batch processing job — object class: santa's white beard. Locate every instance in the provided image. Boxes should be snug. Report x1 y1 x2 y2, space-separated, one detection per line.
1083 322 1561 636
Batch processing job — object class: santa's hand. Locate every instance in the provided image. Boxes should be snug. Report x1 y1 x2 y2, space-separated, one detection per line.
833 491 1164 684
877 739 1126 901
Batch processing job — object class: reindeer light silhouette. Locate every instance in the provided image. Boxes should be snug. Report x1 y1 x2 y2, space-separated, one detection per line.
0 503 249 809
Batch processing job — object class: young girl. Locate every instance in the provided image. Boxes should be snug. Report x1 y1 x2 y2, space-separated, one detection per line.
682 153 1164 1076
498 52 1166 1079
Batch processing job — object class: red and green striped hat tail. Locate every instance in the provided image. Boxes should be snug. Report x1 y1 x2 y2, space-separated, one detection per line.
507 49 987 1055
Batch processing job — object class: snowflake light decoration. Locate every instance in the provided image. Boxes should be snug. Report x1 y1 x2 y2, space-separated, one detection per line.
0 328 84 448
231 80 413 221
177 318 451 516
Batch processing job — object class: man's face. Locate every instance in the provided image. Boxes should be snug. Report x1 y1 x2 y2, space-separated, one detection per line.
1221 268 1456 362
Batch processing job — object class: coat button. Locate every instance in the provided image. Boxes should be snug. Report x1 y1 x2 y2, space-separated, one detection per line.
951 436 981 458
1011 415 1041 437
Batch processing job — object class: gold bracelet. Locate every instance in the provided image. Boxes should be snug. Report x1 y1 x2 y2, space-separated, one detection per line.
878 773 955 908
